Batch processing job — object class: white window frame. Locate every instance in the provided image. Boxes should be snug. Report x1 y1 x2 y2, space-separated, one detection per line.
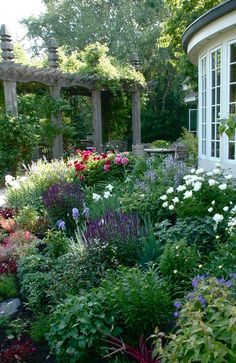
209 45 222 161
199 54 207 158
227 39 236 163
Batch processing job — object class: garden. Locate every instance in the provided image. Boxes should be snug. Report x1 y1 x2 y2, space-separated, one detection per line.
0 146 235 362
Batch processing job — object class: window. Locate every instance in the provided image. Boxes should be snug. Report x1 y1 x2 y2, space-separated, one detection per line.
200 56 207 155
228 42 236 160
210 48 221 158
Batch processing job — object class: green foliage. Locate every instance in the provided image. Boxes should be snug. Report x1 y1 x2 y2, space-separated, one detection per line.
159 240 200 283
15 205 39 232
47 291 121 363
219 114 236 139
30 313 51 342
99 267 172 342
43 230 69 259
151 140 171 148
0 114 38 180
0 274 18 302
157 277 236 363
178 128 198 165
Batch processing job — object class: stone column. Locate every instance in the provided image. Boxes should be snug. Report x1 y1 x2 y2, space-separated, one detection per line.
91 89 102 152
131 52 141 146
0 24 18 115
48 38 63 159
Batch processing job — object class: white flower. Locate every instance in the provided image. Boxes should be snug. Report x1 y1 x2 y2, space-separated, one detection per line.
213 168 221 175
175 245 179 250
183 190 192 199
212 200 215 205
199 264 203 268
218 183 227 191
213 213 224 223
104 191 111 199
106 184 113 191
173 270 178 274
176 185 186 192
92 193 102 202
190 168 196 174
169 205 174 210
218 265 223 269
215 235 220 240
225 174 233 180
166 187 174 194
183 175 192 180
162 201 168 208
195 168 204 175
208 179 217 186
206 171 213 176
208 207 213 213
172 197 179 204
160 195 168 201
223 206 229 212
140 194 145 198
193 181 202 192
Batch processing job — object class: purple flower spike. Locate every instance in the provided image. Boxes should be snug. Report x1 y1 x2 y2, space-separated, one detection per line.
174 301 182 310
72 208 79 220
198 295 207 308
57 219 66 231
82 207 90 218
173 311 179 318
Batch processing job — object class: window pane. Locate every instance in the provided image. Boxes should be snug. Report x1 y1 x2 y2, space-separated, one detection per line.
212 106 215 122
216 142 220 158
229 142 235 159
230 43 236 63
230 103 236 114
212 52 216 69
217 50 221 67
230 84 236 102
212 70 215 87
211 142 215 157
217 68 221 86
217 87 220 104
211 124 215 139
230 64 236 83
212 89 215 105
202 141 206 155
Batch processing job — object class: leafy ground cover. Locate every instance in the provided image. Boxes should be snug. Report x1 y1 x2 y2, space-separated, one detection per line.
0 150 236 362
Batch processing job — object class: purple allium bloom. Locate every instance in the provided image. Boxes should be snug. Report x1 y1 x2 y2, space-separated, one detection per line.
173 311 179 318
174 301 182 310
72 208 79 220
198 295 207 308
57 219 66 231
82 207 90 218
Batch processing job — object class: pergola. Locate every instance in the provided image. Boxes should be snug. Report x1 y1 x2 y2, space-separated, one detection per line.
0 24 143 158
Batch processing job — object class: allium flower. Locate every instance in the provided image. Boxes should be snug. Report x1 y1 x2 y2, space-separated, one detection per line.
166 187 174 194
183 190 192 199
106 184 114 191
72 208 79 220
225 174 233 180
121 157 129 165
92 193 102 202
223 206 229 212
160 195 168 201
177 185 186 192
57 219 66 230
162 201 168 208
208 179 217 186
169 205 174 210
213 213 224 223
208 207 213 213
218 183 227 190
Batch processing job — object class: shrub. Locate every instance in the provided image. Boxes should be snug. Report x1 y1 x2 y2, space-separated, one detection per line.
151 140 171 148
159 240 200 284
43 230 70 259
30 313 51 342
47 291 121 363
157 276 236 363
0 274 18 301
178 128 198 165
15 205 39 232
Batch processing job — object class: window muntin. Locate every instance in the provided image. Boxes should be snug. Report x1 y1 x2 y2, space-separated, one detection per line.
200 56 207 155
210 48 221 158
228 42 236 160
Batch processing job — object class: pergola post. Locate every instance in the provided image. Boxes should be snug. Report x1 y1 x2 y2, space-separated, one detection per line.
0 24 18 116
131 52 141 146
91 89 103 152
48 38 63 159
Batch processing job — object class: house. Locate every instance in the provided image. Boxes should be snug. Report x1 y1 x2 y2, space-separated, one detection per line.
182 0 236 174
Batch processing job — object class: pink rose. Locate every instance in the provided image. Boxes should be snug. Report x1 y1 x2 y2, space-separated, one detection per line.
114 156 122 165
104 163 110 172
121 157 129 165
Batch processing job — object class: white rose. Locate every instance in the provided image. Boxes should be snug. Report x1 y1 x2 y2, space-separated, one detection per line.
219 183 227 191
213 213 224 223
208 207 213 213
160 195 168 201
206 171 213 176
208 179 217 186
176 185 186 192
162 201 168 208
193 181 202 192
213 168 221 175
183 175 192 180
183 190 192 199
169 205 174 210
166 187 174 194
172 197 179 204
223 206 229 212
195 168 204 175
191 168 195 174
